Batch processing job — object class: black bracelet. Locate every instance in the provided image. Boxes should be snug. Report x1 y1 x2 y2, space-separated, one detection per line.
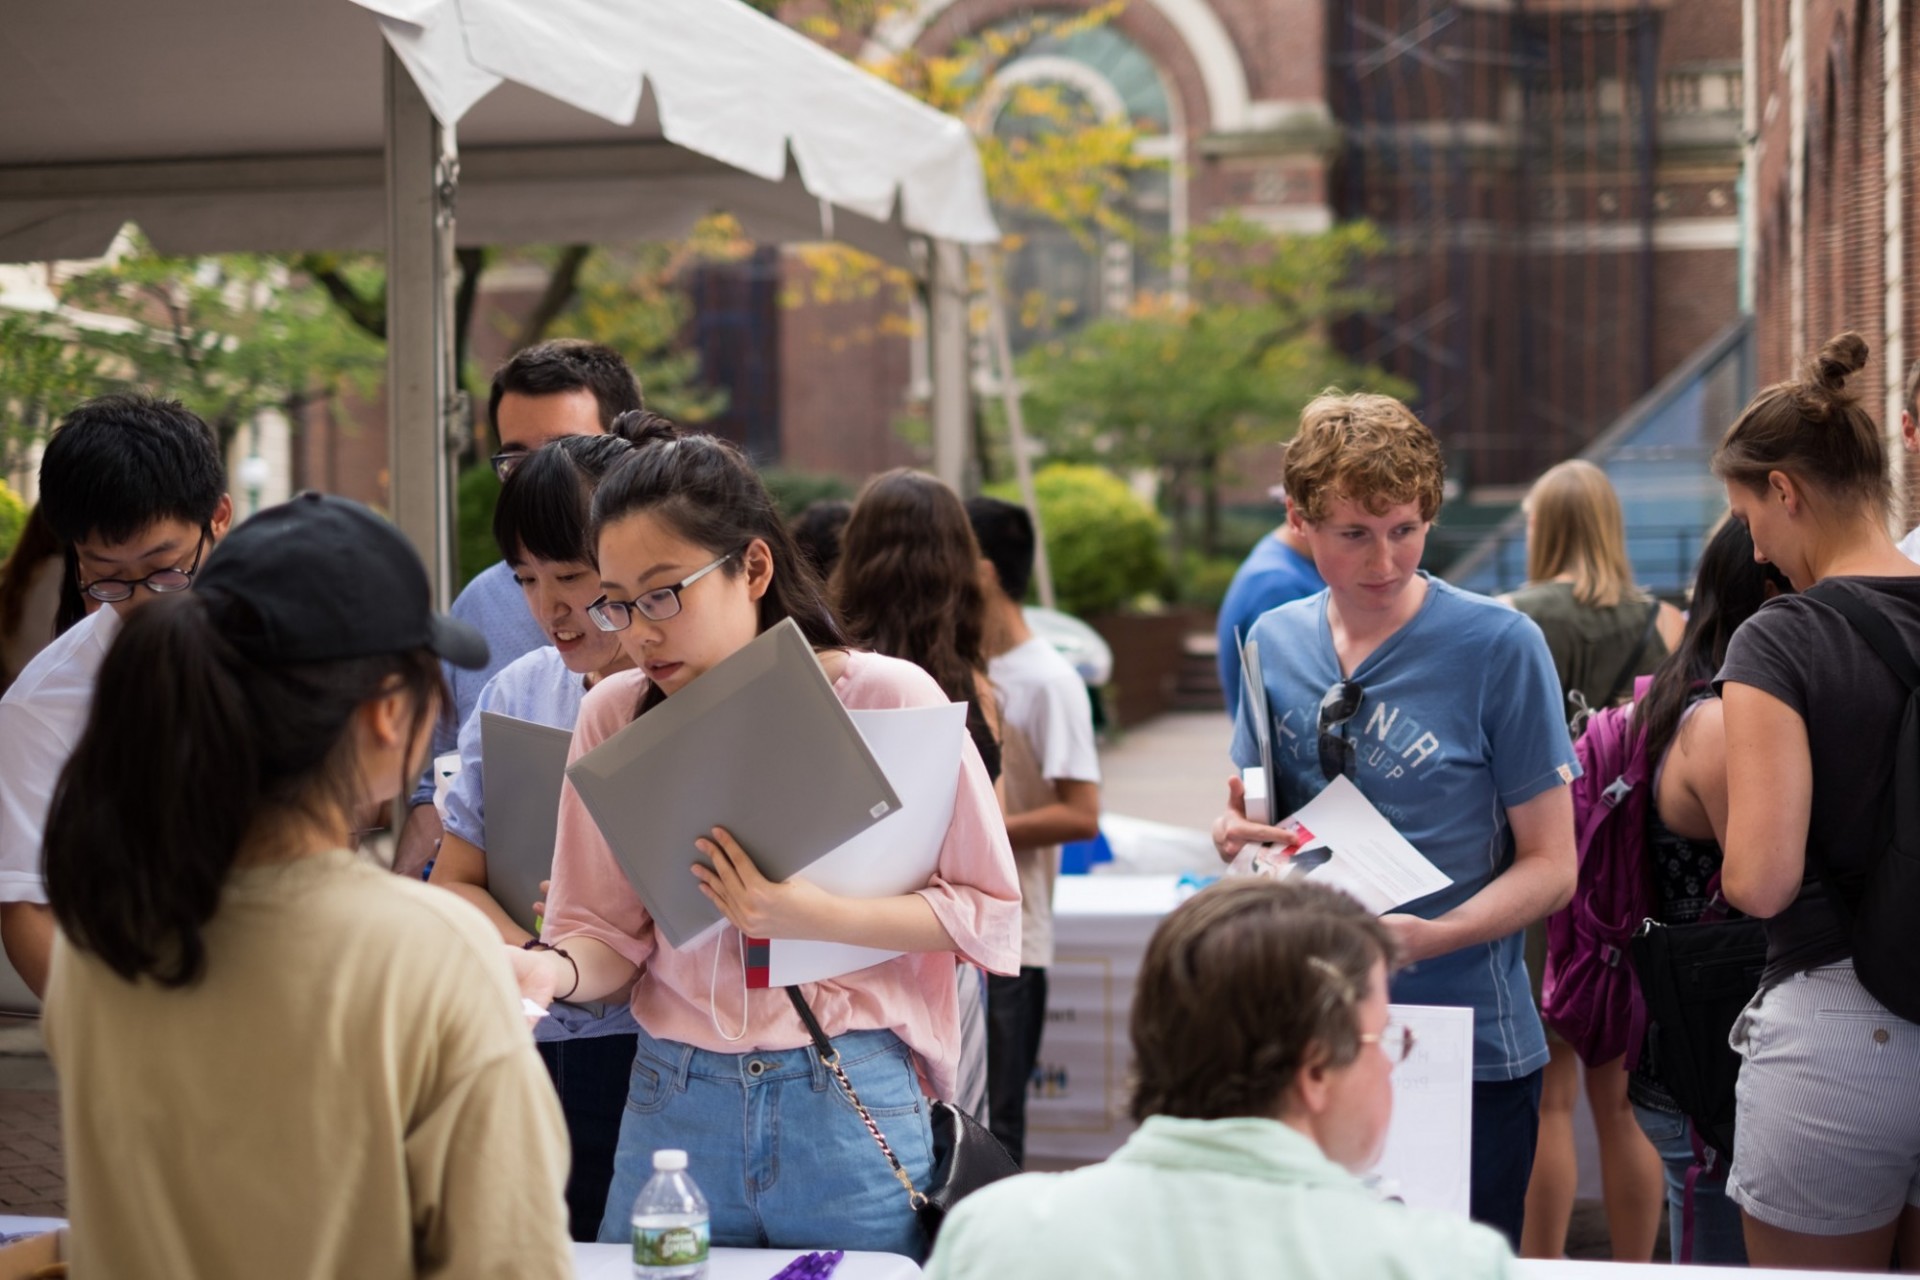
521 939 580 1002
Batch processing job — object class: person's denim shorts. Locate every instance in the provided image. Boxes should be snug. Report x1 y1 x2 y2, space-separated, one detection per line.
597 1021 932 1258
1728 961 1920 1235
1629 1101 1746 1264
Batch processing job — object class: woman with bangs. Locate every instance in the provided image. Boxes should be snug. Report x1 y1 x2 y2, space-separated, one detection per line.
1213 391 1578 1250
511 425 1020 1258
429 428 641 1241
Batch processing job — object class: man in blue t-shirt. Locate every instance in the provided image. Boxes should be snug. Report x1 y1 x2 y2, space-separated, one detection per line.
1216 509 1323 715
393 340 645 876
1212 391 1577 1251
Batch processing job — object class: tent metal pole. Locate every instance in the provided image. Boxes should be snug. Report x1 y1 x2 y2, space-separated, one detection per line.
384 45 458 610
978 248 1057 611
927 237 971 492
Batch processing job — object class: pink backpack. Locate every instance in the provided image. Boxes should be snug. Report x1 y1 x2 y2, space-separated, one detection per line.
1541 677 1656 1068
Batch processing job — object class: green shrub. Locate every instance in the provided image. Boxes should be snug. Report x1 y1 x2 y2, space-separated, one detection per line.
0 480 25 564
988 464 1167 617
1178 552 1242 613
759 468 856 520
455 463 503 591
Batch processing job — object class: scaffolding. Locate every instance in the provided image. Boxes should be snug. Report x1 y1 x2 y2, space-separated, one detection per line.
1331 0 1665 490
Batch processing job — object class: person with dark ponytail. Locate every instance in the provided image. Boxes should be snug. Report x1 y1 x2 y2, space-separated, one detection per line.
39 493 570 1279
1621 516 1782 1266
428 430 641 1240
1713 333 1920 1268
513 423 1020 1258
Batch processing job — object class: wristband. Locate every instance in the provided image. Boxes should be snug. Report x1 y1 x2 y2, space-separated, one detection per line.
521 939 580 1002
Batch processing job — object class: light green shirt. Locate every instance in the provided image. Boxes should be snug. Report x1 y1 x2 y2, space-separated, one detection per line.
926 1116 1513 1280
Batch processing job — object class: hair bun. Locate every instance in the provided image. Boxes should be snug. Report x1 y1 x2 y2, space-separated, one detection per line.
611 409 681 447
1813 332 1869 391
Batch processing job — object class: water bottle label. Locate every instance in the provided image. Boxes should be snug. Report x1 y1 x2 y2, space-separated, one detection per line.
633 1222 709 1268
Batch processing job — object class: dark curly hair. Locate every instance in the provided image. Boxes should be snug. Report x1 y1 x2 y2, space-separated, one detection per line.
831 469 987 713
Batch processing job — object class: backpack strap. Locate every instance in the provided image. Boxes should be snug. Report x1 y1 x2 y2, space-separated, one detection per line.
1810 581 1920 691
1599 600 1663 710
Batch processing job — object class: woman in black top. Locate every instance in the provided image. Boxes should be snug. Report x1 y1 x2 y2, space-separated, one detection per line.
1715 333 1920 1269
1627 516 1780 1265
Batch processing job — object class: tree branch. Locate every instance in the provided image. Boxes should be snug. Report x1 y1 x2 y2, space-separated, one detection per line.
512 245 592 352
296 254 386 340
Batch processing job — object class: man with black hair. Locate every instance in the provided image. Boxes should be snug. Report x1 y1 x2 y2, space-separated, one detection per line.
0 395 233 996
394 339 644 876
966 496 1101 1166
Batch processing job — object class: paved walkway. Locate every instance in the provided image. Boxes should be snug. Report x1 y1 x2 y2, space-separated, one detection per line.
0 1020 60 1217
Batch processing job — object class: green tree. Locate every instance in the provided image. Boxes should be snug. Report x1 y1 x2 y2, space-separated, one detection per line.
1015 218 1411 561
55 235 385 456
0 311 105 480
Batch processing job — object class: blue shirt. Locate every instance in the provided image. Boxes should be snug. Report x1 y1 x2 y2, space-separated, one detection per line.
1217 533 1324 714
1231 574 1576 1081
411 560 549 807
446 644 634 1044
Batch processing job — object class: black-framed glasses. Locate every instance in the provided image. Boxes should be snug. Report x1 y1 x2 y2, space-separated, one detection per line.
490 449 526 481
1318 679 1364 781
77 526 211 603
1359 1021 1417 1065
587 552 735 632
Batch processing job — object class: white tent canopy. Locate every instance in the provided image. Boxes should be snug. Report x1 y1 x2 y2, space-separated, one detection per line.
5 0 994 595
3 0 997 265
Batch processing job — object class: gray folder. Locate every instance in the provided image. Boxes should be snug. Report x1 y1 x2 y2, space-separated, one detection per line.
564 617 902 949
479 711 575 937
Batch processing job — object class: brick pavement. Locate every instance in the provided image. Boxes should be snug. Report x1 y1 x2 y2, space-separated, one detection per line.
0 1019 61 1218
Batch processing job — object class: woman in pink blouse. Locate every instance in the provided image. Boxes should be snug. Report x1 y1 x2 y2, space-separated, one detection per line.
509 420 1021 1259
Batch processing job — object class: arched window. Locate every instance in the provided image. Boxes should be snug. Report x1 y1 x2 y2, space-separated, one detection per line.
982 16 1181 352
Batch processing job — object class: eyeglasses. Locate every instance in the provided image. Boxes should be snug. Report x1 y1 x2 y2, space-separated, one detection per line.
587 552 735 632
1318 679 1364 781
77 527 210 603
490 450 526 481
1359 1022 1417 1065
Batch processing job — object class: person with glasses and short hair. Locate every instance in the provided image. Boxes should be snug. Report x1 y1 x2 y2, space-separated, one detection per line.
925 877 1513 1280
392 339 648 877
1211 391 1577 1251
508 419 1020 1259
0 394 232 998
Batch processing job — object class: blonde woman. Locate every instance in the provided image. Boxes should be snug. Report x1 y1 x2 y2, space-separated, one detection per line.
1503 459 1676 1262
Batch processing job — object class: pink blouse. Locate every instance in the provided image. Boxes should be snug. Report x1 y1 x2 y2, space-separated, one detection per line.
543 649 1021 1100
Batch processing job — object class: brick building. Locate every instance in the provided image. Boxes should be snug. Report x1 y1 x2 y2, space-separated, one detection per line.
688 0 1747 494
285 1 1747 506
1747 0 1919 523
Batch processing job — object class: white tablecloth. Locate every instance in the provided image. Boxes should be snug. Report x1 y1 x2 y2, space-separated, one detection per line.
1518 1262 1857 1280
572 1244 920 1279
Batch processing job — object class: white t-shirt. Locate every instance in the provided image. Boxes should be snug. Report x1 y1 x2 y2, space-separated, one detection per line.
1899 524 1920 563
0 607 120 904
989 636 1101 968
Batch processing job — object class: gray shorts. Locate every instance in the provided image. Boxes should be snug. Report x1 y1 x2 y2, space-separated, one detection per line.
1728 961 1920 1234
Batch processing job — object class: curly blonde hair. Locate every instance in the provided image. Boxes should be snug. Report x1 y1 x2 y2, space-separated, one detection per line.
1282 391 1445 525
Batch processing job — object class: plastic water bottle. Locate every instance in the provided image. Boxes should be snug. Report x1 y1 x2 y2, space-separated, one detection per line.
631 1149 709 1279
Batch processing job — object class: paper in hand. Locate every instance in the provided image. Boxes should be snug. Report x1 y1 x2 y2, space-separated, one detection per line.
1270 775 1452 914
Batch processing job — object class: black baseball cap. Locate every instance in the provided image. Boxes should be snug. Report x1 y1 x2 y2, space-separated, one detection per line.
196 492 488 670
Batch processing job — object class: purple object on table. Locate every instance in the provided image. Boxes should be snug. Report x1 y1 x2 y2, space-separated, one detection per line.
768 1250 844 1280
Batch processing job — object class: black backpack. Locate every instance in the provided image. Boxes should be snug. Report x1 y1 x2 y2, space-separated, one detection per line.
1805 582 1920 1023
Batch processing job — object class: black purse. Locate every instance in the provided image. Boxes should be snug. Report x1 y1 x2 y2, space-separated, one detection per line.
1627 909 1767 1159
786 986 1020 1243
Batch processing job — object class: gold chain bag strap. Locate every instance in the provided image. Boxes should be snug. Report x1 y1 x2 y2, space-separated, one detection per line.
784 985 1018 1241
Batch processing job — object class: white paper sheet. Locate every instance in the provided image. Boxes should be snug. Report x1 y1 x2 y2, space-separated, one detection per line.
764 703 967 986
1371 1003 1475 1216
1273 775 1452 913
